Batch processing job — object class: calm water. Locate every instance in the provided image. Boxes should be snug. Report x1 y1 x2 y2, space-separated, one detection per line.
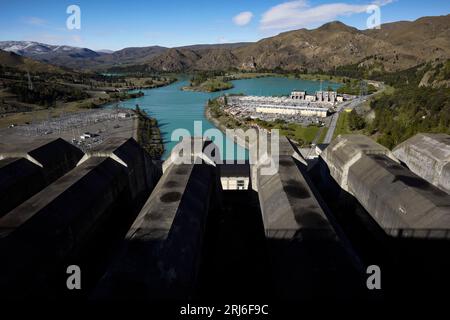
109 76 340 159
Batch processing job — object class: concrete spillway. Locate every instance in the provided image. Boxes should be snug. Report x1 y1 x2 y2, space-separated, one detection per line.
0 138 84 217
93 139 220 300
255 137 364 299
393 133 450 194
0 137 161 299
321 134 450 238
1 132 449 301
257 138 336 238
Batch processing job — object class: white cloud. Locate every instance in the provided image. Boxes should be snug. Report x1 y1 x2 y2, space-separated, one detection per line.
23 33 84 47
70 34 83 44
260 0 393 31
23 16 48 26
233 11 253 26
217 36 228 43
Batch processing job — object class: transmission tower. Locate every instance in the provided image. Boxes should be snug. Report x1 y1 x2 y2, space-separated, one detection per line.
359 80 368 97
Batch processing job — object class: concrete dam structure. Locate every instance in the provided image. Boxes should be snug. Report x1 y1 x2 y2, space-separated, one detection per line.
0 132 449 301
0 138 84 217
320 134 450 238
393 133 450 194
255 137 364 299
0 137 162 299
93 139 221 300
313 134 450 297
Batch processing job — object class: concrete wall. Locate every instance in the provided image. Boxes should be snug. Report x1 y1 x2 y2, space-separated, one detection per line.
393 133 450 194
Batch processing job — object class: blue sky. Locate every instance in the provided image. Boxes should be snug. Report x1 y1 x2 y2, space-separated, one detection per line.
0 0 449 50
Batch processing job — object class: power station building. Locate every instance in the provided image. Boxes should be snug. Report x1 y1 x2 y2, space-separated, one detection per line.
228 95 331 118
255 104 329 117
291 90 340 104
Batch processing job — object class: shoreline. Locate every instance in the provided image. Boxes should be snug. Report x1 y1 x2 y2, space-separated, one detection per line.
180 72 276 93
135 109 165 160
181 84 234 93
204 98 253 151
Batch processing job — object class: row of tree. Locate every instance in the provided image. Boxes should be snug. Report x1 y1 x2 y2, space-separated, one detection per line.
8 81 88 107
367 86 450 149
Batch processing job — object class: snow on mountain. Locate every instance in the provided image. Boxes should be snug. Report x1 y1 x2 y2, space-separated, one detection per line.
0 41 102 58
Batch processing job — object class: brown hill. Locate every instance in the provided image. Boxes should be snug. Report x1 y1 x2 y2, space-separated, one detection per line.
138 15 450 73
0 49 66 73
2 14 449 73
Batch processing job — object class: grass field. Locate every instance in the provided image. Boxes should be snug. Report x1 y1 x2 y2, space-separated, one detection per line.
333 112 351 139
277 124 320 145
317 127 329 144
292 73 348 84
0 103 89 128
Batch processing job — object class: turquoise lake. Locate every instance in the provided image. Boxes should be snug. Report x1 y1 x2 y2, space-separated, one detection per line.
109 76 340 159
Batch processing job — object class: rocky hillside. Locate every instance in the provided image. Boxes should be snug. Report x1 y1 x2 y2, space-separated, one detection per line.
115 14 450 73
0 49 66 73
2 14 449 73
0 41 103 68
419 60 450 88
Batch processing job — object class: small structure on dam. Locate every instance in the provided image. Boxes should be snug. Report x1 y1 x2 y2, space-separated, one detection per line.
393 133 450 194
218 162 250 190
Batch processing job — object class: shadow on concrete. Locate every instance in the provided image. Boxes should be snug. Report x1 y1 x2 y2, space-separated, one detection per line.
196 189 271 301
308 157 450 300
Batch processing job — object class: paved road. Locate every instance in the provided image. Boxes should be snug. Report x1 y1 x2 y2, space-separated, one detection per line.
323 97 364 144
322 82 386 144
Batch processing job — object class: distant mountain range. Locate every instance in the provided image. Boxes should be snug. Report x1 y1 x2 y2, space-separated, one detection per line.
1 14 449 73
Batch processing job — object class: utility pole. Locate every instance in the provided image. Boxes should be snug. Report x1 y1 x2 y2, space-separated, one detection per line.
360 80 368 97
27 71 33 91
